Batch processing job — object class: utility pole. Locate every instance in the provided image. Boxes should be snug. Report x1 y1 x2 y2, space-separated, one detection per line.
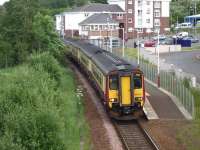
194 0 197 37
110 27 113 53
107 18 109 51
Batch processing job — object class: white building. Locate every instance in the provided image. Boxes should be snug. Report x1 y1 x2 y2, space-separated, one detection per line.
55 4 125 38
107 0 171 38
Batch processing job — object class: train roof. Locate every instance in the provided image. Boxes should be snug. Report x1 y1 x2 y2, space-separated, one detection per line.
64 39 138 74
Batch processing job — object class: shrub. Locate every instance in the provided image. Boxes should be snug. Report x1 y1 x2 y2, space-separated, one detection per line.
0 53 89 150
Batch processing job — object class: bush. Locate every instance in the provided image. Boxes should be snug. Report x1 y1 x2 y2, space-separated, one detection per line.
0 53 89 150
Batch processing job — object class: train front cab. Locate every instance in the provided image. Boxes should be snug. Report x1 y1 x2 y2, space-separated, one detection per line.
108 71 145 119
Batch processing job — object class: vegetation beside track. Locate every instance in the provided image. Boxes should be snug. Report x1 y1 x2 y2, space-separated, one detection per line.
177 80 200 149
0 52 90 150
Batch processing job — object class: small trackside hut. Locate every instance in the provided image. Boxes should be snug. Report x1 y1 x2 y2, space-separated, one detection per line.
64 39 145 120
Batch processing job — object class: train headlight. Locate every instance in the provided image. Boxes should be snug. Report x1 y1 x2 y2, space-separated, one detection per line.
135 97 143 102
110 98 118 103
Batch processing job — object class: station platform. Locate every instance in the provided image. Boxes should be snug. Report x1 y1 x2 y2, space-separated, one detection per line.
145 82 186 120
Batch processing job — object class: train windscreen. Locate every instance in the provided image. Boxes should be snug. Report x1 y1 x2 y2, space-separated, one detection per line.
134 74 142 89
109 75 118 90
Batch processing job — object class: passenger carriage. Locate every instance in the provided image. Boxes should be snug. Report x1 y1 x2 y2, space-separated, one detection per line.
64 39 145 120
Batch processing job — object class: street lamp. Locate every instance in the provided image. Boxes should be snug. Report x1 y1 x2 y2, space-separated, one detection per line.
110 27 113 53
156 29 160 87
107 18 110 51
137 29 140 65
99 28 102 48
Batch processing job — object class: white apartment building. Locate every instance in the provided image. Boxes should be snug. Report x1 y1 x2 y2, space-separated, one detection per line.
108 0 171 38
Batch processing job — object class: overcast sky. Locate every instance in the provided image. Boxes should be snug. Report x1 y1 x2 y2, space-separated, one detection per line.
0 0 9 5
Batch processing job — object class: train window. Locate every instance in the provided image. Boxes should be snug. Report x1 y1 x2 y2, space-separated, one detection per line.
134 75 142 89
109 75 118 90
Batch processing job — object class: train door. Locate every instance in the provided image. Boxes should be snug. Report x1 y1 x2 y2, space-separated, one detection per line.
121 76 131 105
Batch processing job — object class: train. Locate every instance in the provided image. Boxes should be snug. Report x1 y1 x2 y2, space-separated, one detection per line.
64 39 145 120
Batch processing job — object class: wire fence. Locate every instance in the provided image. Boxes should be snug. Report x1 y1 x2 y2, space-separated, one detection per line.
86 39 196 119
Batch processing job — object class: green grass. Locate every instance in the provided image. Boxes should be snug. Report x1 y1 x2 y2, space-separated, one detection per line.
176 87 200 150
125 48 138 58
182 45 200 51
192 88 200 119
0 52 90 150
177 120 200 150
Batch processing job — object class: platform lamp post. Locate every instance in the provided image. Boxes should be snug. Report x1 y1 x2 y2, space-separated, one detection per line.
137 29 140 65
110 27 113 53
99 28 102 48
156 29 160 87
106 18 110 51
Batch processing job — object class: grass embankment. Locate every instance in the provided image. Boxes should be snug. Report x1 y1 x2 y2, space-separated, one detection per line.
0 53 90 149
182 45 200 51
125 48 137 58
177 87 200 150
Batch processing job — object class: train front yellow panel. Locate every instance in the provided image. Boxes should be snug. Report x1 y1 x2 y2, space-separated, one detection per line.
121 76 131 105
109 90 118 99
134 89 143 98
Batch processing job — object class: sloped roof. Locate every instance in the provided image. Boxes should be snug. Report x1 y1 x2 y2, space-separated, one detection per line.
79 13 119 25
70 3 124 13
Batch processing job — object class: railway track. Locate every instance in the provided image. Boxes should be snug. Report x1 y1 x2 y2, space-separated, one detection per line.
114 120 159 150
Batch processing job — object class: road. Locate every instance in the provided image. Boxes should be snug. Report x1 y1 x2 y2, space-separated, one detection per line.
160 50 200 83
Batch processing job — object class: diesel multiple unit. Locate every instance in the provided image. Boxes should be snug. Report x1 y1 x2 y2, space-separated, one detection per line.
65 39 145 119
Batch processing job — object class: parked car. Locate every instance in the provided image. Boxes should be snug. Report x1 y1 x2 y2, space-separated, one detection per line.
161 38 174 45
183 36 199 43
152 35 166 41
144 40 156 47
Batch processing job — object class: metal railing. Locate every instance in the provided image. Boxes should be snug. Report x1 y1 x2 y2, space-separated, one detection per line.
123 53 195 119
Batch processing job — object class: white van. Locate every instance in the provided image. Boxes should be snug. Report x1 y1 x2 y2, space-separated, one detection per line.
173 32 189 38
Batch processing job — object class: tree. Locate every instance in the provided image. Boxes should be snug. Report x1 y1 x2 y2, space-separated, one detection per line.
170 0 200 25
32 13 63 52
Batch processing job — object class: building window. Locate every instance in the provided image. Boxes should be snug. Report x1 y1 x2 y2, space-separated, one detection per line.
85 13 89 17
137 28 143 33
128 27 133 32
146 1 150 5
154 2 161 8
154 9 160 17
128 9 132 14
138 10 142 16
146 19 150 23
146 8 150 14
99 25 102 30
128 18 133 23
94 25 98 31
138 18 142 26
128 0 132 4
91 25 94 30
103 25 107 30
138 0 142 6
117 14 123 19
154 19 160 26
82 25 90 31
